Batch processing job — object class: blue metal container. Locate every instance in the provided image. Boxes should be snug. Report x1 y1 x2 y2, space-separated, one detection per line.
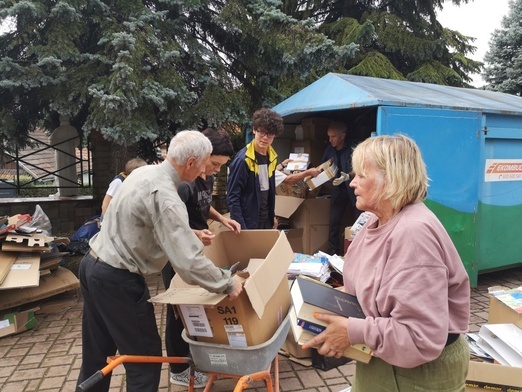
273 73 522 286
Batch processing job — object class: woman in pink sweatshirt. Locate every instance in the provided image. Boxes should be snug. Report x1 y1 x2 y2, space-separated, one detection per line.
303 134 470 391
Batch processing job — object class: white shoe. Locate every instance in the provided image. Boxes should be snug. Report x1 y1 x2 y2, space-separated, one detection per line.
170 367 209 388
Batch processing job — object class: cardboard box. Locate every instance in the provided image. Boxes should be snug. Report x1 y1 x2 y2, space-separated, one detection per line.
275 196 331 255
281 331 312 359
282 228 304 253
291 140 326 168
306 161 338 191
466 360 522 391
287 153 310 171
150 230 294 347
300 117 330 141
0 308 38 338
488 286 522 330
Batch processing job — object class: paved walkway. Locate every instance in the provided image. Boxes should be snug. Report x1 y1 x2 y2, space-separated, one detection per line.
1 265 522 392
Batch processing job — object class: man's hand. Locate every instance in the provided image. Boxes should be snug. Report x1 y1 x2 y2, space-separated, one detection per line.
301 313 351 358
194 229 215 246
333 171 351 186
227 275 244 300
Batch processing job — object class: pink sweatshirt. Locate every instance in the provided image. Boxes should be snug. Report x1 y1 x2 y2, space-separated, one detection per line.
343 202 470 368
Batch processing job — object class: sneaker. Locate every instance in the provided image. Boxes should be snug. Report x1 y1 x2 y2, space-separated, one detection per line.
170 367 209 388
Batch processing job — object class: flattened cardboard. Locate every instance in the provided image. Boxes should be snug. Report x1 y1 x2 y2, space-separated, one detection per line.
0 266 79 311
0 251 18 284
0 252 41 290
3 233 51 252
466 360 522 391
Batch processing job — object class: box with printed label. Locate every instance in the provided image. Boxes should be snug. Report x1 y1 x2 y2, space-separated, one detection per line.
466 360 522 391
150 230 294 347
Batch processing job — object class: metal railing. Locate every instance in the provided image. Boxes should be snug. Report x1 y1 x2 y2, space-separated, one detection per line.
0 133 92 197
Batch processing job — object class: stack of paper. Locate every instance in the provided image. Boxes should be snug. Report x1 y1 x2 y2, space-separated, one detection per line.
287 253 330 282
476 323 522 367
316 251 344 274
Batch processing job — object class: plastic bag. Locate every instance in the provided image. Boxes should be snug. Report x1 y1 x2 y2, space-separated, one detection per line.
70 215 101 242
26 204 52 236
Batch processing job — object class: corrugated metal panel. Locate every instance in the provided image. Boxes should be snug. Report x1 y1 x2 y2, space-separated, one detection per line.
273 73 522 121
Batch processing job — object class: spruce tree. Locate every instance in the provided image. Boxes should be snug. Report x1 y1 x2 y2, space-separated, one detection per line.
483 0 522 95
0 0 483 149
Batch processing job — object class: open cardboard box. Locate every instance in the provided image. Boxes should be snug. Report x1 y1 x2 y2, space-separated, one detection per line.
150 230 294 347
0 307 39 338
488 286 522 329
275 195 331 255
466 360 522 391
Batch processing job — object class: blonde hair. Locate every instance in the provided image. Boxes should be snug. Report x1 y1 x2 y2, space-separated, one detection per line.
125 158 147 175
351 134 429 210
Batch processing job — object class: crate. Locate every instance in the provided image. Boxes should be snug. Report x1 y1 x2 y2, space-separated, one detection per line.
182 313 290 376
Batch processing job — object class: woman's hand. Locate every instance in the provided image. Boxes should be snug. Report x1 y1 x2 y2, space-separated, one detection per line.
302 313 351 358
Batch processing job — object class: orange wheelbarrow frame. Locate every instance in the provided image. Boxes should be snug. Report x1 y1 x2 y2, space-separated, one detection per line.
76 355 194 392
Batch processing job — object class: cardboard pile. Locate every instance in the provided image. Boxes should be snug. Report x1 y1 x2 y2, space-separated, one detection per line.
0 214 79 338
465 286 522 391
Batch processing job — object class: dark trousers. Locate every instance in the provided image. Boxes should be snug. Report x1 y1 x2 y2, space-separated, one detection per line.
161 263 190 373
77 253 162 392
329 185 361 255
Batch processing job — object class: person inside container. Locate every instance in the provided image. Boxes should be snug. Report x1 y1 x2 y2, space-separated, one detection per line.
303 134 470 391
322 120 361 255
162 127 241 388
77 130 243 392
227 108 283 229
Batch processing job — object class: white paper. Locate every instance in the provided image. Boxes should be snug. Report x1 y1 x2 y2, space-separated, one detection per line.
178 304 213 338
0 319 10 329
477 323 522 367
11 264 32 270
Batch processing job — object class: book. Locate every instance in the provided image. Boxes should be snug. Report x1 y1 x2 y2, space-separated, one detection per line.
289 305 373 363
290 275 365 328
297 318 325 335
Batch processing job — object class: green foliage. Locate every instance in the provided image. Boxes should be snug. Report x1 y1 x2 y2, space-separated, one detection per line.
483 0 522 95
0 0 484 150
348 51 406 80
0 0 356 148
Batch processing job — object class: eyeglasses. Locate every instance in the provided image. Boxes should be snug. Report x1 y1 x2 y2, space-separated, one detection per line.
256 131 275 139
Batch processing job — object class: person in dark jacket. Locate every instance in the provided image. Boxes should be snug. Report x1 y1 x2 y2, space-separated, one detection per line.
227 108 284 229
322 120 361 255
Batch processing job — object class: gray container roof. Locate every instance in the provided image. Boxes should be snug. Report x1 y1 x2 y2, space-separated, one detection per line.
272 73 522 123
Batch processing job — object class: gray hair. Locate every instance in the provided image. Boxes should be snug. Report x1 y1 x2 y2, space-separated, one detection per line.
167 130 213 165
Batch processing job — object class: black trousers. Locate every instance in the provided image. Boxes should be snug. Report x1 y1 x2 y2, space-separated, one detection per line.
328 185 361 255
77 253 162 392
161 263 190 373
